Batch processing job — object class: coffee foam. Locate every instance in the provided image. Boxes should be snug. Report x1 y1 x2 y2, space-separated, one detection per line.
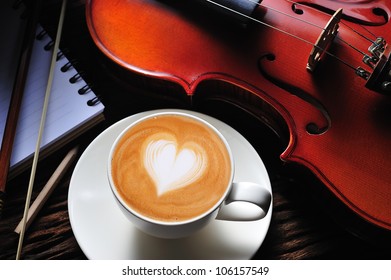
111 114 232 222
144 136 208 196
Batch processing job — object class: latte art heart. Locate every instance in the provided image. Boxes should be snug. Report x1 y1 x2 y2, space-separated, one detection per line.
144 139 207 196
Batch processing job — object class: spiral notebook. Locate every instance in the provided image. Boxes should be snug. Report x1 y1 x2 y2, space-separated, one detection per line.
0 1 105 178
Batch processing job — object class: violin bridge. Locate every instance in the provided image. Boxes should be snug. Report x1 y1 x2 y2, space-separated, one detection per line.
307 8 343 72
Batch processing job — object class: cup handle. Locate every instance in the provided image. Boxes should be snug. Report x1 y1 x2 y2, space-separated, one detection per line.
216 182 272 221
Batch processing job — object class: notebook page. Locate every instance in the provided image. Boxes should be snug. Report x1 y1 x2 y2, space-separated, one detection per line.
0 1 104 170
9 25 104 168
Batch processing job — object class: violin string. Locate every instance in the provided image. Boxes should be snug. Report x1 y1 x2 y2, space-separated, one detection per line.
338 37 368 57
246 0 325 30
205 0 358 71
248 0 373 57
282 0 380 42
205 0 314 45
340 21 378 44
360 24 378 39
278 0 387 56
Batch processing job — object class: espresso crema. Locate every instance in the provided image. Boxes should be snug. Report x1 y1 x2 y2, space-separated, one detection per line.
110 114 232 222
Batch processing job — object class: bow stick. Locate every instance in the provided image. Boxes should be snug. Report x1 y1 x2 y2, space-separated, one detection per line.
16 0 68 260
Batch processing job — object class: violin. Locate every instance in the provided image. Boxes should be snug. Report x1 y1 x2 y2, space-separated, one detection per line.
85 0 391 233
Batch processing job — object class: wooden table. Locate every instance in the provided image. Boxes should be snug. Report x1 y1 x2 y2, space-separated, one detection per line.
1 128 390 260
1 0 390 260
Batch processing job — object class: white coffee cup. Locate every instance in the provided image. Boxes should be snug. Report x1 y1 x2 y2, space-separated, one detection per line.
108 112 271 238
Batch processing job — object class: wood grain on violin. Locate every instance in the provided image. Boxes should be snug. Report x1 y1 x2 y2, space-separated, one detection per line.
85 0 391 231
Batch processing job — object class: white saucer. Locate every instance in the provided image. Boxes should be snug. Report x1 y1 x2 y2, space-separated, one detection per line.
68 109 272 259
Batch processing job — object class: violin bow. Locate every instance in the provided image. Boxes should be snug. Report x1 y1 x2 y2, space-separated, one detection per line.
16 0 68 260
0 0 43 218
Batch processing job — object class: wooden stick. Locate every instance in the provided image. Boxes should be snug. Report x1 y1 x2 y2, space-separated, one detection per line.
16 0 68 260
0 0 43 217
14 146 79 234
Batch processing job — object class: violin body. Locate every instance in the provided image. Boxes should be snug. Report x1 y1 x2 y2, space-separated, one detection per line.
86 0 391 231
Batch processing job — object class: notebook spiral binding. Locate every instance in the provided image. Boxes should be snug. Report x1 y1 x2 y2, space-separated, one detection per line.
35 29 102 106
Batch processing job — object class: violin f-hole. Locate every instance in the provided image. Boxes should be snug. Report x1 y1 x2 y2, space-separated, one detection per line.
258 53 331 135
291 0 389 25
291 3 304 15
